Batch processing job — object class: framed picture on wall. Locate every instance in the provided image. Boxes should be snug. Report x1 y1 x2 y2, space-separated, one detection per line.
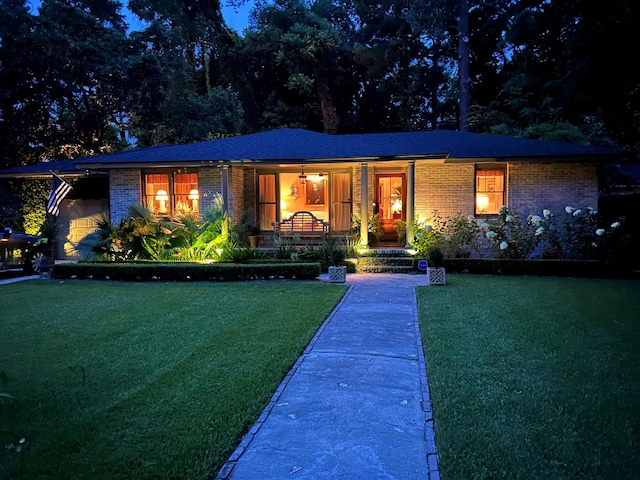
306 179 325 206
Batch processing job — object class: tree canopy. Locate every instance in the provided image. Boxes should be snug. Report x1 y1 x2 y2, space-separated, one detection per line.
0 0 637 167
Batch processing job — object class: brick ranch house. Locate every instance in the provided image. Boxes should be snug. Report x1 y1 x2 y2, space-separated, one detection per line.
0 128 626 257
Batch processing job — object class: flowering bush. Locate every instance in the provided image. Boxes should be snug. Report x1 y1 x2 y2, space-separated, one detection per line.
533 206 625 259
411 206 626 262
412 211 483 259
477 206 540 259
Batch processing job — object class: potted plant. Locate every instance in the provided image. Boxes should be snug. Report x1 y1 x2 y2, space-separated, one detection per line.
236 210 261 247
427 247 446 285
248 223 261 248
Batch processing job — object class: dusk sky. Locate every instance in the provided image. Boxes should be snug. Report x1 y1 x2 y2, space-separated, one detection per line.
26 0 254 34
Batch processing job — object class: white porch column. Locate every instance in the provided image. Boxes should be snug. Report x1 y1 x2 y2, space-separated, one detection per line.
405 160 415 248
221 165 229 215
221 165 230 234
360 162 369 246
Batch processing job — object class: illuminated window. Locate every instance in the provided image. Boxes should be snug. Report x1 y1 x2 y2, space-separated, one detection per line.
475 167 505 215
144 172 199 216
258 174 276 230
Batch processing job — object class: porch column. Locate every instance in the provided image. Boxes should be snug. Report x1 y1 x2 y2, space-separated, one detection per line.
360 162 369 246
405 160 415 248
221 165 230 234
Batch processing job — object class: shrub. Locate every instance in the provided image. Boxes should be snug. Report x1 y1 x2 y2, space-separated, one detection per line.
534 206 625 260
479 206 540 259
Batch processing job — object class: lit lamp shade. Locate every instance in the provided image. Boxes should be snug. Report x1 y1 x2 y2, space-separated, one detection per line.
155 189 169 213
188 189 199 212
476 194 489 212
155 189 169 201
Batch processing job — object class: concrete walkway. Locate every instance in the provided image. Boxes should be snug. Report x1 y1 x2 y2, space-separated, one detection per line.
217 274 439 480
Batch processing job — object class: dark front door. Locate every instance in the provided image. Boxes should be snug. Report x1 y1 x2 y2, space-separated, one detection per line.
375 173 406 241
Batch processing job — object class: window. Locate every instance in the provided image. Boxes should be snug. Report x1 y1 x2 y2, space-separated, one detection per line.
475 167 505 215
258 174 276 230
144 171 199 216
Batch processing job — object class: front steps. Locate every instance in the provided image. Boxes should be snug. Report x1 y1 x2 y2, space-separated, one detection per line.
348 249 418 274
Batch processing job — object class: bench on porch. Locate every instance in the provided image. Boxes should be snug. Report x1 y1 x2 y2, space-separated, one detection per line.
272 211 329 245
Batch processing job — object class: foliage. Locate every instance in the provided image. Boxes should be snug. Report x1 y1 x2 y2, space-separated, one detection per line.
427 247 444 269
413 206 628 262
55 261 321 281
1 0 638 165
1 179 51 234
299 235 346 270
533 206 626 260
233 209 261 246
412 211 482 259
478 206 540 259
351 213 382 244
394 220 406 246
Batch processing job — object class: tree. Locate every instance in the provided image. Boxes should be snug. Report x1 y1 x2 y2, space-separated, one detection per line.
243 0 351 133
0 0 131 167
126 0 245 144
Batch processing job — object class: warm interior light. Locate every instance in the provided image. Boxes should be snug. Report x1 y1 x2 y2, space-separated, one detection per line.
476 194 489 212
280 199 287 209
155 189 169 213
188 189 199 212
299 166 307 184
155 189 169 201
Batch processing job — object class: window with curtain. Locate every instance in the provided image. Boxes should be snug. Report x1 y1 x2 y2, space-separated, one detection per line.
331 173 351 231
144 171 199 216
258 174 276 230
475 167 505 215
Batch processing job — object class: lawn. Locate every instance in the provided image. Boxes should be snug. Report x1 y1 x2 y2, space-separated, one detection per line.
0 279 347 479
418 275 640 479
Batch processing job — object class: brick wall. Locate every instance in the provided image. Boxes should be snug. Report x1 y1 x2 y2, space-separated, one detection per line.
230 167 244 222
414 164 475 221
109 169 141 223
509 163 599 215
198 167 221 214
243 168 257 223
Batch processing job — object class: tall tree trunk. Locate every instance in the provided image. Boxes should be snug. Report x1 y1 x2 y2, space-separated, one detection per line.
315 67 339 134
458 0 470 131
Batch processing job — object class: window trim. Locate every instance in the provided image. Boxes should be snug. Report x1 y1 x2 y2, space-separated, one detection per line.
143 169 199 217
474 164 507 216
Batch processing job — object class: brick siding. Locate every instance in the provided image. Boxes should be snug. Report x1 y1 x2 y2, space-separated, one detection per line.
198 167 221 214
414 164 475 221
509 163 599 215
109 169 141 223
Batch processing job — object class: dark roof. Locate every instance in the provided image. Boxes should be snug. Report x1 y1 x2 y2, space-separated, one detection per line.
0 128 626 177
0 159 81 178
74 128 627 166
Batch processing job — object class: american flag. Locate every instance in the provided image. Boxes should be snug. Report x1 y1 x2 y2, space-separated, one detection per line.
47 173 72 216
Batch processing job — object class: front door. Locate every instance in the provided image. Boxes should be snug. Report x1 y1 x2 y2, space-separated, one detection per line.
375 173 406 241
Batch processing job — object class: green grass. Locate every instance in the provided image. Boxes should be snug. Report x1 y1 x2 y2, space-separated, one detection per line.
418 275 640 479
0 280 347 479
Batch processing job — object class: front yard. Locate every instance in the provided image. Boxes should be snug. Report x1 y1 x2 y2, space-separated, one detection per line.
0 280 347 479
2 275 639 479
418 275 640 479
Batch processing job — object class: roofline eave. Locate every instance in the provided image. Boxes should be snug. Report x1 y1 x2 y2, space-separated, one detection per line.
75 153 450 169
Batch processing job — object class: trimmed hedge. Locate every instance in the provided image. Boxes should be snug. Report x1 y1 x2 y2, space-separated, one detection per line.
443 258 637 279
54 262 322 282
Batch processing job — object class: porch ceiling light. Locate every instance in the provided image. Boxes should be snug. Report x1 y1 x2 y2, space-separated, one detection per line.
299 166 307 184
